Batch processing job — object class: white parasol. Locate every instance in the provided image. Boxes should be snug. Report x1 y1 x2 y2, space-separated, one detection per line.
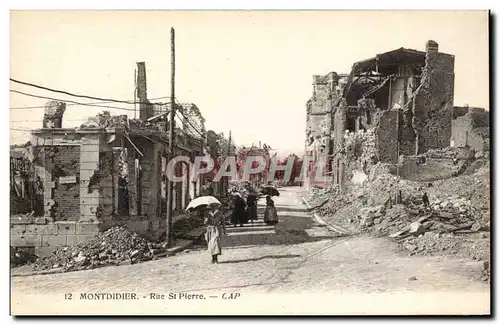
185 196 221 211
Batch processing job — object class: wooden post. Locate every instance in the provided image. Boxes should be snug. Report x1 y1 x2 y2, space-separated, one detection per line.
134 68 137 119
166 27 176 247
226 131 232 196
388 77 392 109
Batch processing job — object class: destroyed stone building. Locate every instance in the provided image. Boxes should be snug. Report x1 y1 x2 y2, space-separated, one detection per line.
305 40 457 190
451 106 490 153
10 62 226 257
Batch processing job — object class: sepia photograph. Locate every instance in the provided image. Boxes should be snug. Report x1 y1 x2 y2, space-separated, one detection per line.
8 9 491 315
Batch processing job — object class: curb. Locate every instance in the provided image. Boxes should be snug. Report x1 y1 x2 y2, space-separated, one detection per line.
299 195 350 236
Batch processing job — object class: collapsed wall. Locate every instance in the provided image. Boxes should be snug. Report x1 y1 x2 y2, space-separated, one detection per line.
451 106 490 153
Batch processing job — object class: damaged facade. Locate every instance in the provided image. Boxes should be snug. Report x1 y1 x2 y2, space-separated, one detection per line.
306 40 456 190
451 106 490 153
11 62 221 257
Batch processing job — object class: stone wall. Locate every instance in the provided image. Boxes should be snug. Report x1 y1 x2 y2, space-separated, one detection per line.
451 107 490 152
412 41 455 154
305 72 339 147
10 216 101 257
371 110 416 164
332 102 347 189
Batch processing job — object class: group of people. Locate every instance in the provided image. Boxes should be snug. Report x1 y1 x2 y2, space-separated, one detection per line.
201 192 279 264
230 192 279 227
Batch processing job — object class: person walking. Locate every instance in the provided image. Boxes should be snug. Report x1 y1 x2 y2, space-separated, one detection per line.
231 193 247 227
246 192 258 224
204 203 226 264
264 195 279 225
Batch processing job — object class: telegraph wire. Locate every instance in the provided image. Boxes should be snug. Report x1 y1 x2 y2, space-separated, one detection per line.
175 110 206 139
10 78 168 105
10 119 88 123
10 90 138 112
10 96 171 110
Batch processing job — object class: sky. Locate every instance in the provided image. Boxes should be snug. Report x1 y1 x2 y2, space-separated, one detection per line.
9 10 489 154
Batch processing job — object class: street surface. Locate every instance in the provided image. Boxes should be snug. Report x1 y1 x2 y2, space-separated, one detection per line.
11 187 490 315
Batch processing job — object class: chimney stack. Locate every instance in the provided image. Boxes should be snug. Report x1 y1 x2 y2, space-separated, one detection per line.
43 101 66 128
426 40 439 53
136 62 153 120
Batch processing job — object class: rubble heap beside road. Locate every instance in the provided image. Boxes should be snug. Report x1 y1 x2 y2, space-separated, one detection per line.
308 154 490 281
32 226 168 272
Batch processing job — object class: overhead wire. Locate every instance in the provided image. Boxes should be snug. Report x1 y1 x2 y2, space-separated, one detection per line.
10 119 88 123
9 78 236 145
10 95 171 110
175 110 206 139
10 78 168 105
10 90 138 112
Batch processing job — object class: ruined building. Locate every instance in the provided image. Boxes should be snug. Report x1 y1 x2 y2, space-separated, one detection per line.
11 62 211 257
305 40 455 189
451 106 490 153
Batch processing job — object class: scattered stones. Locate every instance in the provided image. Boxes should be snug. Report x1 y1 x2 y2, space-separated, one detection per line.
31 226 167 272
409 222 425 235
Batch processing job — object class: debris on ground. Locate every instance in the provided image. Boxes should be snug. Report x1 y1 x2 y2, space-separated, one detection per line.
10 246 37 267
32 226 168 272
308 184 339 208
172 215 205 239
310 151 490 281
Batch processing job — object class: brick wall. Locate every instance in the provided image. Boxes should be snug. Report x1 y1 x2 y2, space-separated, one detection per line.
44 146 80 221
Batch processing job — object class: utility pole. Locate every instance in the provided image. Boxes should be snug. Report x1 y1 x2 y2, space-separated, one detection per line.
226 131 232 196
134 68 137 119
166 27 176 247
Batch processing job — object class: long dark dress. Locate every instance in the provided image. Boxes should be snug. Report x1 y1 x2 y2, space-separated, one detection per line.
231 196 247 226
246 194 258 221
264 198 278 225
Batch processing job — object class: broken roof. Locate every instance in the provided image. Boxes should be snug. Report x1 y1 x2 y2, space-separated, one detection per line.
352 47 426 73
342 47 427 98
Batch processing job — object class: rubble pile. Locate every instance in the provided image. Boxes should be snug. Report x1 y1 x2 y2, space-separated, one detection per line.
428 162 490 224
32 226 167 272
308 184 339 208
80 111 128 129
313 159 490 274
344 129 379 173
359 194 483 238
172 215 205 238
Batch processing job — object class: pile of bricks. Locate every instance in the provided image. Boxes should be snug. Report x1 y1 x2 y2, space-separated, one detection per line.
32 226 167 272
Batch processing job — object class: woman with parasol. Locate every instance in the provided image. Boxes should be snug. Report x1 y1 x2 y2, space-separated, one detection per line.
203 202 226 264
